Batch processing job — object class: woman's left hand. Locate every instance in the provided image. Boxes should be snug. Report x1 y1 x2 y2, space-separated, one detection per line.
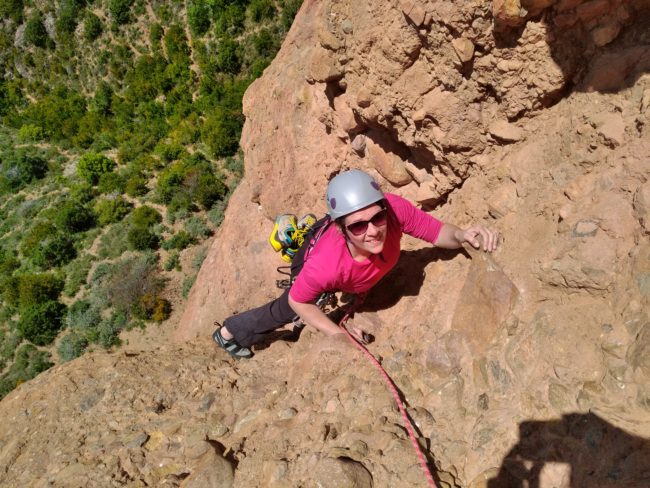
347 324 372 345
459 225 499 252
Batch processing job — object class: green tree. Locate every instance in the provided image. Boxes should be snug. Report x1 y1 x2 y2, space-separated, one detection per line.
56 0 80 38
108 0 135 25
187 0 210 36
0 0 24 23
24 12 51 49
17 300 66 346
163 24 190 65
97 171 126 194
94 196 132 226
84 12 103 41
0 151 48 190
90 82 113 115
201 110 243 158
129 205 162 228
31 233 77 268
216 36 242 74
21 86 87 141
127 226 159 250
249 0 276 22
77 153 116 184
55 200 95 233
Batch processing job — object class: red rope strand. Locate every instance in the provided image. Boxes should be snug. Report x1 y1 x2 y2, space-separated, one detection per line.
338 311 437 488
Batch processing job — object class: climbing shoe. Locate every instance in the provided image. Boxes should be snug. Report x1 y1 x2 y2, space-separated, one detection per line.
282 213 318 262
212 325 253 359
297 213 317 232
269 214 298 252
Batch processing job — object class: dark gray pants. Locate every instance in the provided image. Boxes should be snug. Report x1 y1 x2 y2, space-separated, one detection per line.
224 230 314 348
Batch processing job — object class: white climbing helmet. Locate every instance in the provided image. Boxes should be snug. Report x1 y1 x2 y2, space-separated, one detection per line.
326 169 384 220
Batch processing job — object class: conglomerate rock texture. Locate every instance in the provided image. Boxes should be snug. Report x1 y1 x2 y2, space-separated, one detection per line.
2 1 650 487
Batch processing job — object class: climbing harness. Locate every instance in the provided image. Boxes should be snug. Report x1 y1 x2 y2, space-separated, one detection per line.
338 309 438 488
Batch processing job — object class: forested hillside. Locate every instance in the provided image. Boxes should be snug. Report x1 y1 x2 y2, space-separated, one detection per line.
0 0 301 398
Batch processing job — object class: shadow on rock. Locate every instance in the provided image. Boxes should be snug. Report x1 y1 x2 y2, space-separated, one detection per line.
495 3 650 99
487 412 650 488
361 247 467 313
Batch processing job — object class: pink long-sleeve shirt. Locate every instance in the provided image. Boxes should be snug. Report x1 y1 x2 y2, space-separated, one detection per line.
289 193 443 303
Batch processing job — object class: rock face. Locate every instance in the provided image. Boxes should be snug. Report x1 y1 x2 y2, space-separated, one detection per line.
2 1 650 487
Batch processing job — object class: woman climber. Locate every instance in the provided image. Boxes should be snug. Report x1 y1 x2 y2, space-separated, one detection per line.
213 169 499 359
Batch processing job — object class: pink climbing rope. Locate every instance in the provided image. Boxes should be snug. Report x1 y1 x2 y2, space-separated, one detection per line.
338 311 437 488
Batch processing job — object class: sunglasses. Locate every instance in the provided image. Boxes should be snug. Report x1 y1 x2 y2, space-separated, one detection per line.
345 208 388 236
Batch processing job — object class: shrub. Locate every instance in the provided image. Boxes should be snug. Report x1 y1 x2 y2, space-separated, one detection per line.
281 0 302 30
162 230 193 251
0 151 48 190
17 300 66 345
24 12 51 49
127 226 159 250
97 171 126 194
20 221 56 258
65 299 102 330
0 0 24 23
187 0 210 36
0 330 21 362
129 205 162 228
55 200 96 233
181 275 195 299
94 197 132 226
57 332 88 362
207 201 227 227
98 252 162 316
249 0 276 22
13 273 64 309
168 192 194 215
163 24 190 64
214 3 245 36
0 248 19 276
69 182 96 203
192 246 207 270
202 111 242 158
77 153 116 185
154 140 185 162
90 82 112 115
0 344 52 400
63 254 95 297
156 153 227 210
31 233 77 268
18 124 46 142
163 251 180 271
93 310 127 348
20 86 86 142
124 175 148 197
184 217 212 240
84 12 103 41
133 293 171 322
216 36 242 74
149 22 163 45
108 0 135 25
97 223 129 258
56 0 79 37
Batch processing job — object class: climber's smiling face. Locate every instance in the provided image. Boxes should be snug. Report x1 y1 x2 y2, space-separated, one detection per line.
343 203 388 260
